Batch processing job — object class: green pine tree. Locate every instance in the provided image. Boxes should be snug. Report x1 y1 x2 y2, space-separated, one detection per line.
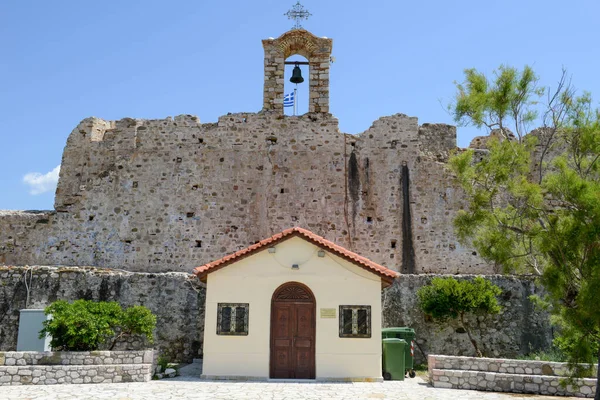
449 65 600 399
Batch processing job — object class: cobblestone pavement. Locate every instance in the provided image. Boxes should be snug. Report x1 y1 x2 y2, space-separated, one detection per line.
0 376 581 400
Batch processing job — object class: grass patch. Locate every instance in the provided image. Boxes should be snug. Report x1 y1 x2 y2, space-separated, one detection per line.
519 347 566 362
414 363 428 379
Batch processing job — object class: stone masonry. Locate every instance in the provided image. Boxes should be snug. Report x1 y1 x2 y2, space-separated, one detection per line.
262 29 332 114
428 354 597 398
0 350 153 386
0 266 203 362
0 267 553 365
383 275 552 364
0 112 487 275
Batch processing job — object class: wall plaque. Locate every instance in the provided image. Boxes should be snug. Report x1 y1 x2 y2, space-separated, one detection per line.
320 308 336 318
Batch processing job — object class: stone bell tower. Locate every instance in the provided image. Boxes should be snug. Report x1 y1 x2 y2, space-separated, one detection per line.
262 29 333 114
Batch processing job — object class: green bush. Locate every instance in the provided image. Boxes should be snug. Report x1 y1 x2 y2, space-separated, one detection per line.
39 300 156 351
417 276 502 357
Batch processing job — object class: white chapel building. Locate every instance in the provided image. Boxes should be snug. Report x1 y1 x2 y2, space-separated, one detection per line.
194 227 398 381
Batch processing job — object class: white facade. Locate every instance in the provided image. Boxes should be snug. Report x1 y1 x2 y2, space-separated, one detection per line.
201 236 384 381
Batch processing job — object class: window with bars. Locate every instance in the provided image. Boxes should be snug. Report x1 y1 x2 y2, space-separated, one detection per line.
216 303 249 335
339 305 371 338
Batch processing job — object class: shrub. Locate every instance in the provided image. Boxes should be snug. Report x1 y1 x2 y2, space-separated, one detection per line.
39 300 156 351
417 276 502 357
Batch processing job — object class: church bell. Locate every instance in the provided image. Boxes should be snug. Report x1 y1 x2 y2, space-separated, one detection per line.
290 63 304 84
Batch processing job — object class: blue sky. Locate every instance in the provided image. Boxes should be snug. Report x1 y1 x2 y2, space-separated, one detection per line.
1 0 599 210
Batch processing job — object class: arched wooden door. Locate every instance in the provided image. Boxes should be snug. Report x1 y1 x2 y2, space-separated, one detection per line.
270 282 316 379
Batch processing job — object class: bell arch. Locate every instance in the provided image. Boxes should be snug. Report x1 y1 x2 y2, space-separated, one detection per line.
284 54 309 115
262 29 332 115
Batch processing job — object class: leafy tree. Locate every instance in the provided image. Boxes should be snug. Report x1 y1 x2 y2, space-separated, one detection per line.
449 65 600 398
108 305 156 350
40 300 156 351
417 276 502 357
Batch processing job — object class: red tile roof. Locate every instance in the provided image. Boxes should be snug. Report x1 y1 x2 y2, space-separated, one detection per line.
193 227 399 288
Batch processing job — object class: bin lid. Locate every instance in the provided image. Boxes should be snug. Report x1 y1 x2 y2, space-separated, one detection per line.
382 338 407 343
382 327 415 333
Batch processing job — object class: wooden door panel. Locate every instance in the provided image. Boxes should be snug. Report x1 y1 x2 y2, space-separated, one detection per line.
295 339 311 348
275 307 291 338
295 305 313 338
295 348 312 379
293 303 315 379
275 339 291 347
270 283 315 379
271 305 293 378
274 349 292 378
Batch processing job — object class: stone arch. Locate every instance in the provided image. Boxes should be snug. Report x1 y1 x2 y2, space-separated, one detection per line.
262 29 332 115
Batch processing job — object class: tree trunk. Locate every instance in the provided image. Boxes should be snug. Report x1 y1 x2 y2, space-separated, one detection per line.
460 312 483 358
109 332 124 351
594 344 599 400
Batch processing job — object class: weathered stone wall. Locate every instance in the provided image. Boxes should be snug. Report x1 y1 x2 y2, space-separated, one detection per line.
0 112 488 274
0 350 153 385
428 354 597 397
0 268 552 368
382 275 553 364
0 266 203 363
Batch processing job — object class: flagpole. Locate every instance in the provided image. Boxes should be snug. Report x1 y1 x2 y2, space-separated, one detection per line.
294 86 298 116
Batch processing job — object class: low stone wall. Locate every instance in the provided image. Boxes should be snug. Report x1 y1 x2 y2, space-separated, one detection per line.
428 354 597 398
0 350 153 385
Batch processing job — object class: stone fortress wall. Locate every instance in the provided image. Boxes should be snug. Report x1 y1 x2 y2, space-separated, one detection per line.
0 112 488 275
0 28 491 275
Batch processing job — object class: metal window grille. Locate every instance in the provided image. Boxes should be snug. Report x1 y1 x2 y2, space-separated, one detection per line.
217 303 249 336
339 305 371 338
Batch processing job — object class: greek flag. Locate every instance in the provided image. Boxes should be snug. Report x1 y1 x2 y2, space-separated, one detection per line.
283 91 295 107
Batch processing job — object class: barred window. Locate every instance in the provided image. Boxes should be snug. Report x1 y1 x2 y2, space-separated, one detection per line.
339 305 371 338
217 303 249 335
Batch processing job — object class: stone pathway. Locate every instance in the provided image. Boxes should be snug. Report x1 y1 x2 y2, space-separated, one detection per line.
0 374 582 400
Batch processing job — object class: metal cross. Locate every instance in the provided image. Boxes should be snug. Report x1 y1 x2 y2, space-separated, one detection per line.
284 1 312 30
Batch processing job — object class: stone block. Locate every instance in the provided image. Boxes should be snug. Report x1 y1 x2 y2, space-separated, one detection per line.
524 383 539 392
143 350 153 364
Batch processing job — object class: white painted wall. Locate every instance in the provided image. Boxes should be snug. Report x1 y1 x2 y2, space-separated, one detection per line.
202 236 383 380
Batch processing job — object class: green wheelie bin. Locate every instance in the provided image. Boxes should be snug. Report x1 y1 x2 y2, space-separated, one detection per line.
382 327 416 378
382 338 406 381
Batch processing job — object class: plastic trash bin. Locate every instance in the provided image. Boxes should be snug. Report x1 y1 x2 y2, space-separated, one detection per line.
382 327 416 378
382 338 406 381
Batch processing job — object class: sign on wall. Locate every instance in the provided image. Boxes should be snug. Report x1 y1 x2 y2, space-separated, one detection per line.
320 308 336 318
